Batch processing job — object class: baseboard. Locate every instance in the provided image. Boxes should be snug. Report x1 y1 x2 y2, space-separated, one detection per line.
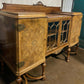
79 38 84 48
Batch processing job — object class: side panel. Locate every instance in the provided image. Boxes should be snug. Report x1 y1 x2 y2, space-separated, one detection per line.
72 0 84 48
69 13 83 47
0 15 17 74
17 18 48 75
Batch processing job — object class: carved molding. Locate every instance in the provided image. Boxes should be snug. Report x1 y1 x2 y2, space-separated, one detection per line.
33 1 46 6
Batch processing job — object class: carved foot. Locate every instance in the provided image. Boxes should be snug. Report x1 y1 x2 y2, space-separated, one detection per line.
42 75 46 81
66 59 70 62
67 47 71 62
16 76 22 84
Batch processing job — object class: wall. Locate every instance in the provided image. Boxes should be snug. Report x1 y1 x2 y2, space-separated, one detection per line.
0 0 3 8
62 0 73 12
0 0 62 9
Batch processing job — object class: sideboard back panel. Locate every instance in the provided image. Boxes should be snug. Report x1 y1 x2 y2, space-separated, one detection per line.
1 3 61 14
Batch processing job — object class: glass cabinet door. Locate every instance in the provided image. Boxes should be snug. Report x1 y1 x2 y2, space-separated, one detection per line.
47 19 71 52
47 21 59 51
60 20 70 45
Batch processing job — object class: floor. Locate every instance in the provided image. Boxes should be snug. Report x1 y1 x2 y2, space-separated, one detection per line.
0 48 84 84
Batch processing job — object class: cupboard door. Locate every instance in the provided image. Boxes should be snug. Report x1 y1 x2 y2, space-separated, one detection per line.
17 18 48 75
47 21 59 51
60 20 71 45
47 19 71 52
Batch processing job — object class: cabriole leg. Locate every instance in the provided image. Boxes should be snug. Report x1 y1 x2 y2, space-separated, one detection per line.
67 47 71 62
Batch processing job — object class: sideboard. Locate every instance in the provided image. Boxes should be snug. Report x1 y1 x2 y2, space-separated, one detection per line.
0 3 83 84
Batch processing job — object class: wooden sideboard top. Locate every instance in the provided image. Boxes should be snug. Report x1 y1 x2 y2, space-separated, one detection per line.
56 12 83 16
0 11 47 18
1 3 82 19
